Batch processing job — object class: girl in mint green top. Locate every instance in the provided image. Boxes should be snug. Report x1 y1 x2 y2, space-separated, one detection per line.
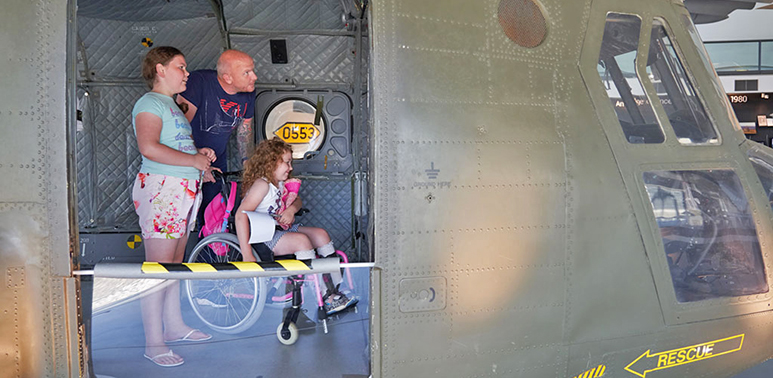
132 46 215 368
132 92 201 180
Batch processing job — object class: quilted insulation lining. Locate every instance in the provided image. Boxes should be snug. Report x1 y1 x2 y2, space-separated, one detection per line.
225 0 344 30
232 34 354 84
79 16 222 80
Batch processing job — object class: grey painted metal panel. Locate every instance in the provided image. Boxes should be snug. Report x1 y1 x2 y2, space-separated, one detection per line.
78 233 146 266
0 0 74 376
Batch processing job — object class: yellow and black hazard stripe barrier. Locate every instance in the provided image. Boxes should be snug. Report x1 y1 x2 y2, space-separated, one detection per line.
141 260 313 274
93 258 339 280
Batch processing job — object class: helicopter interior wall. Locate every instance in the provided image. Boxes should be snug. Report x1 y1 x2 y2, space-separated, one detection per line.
74 0 369 261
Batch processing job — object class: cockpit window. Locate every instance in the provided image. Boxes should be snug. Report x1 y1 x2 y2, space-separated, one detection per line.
680 14 743 133
597 13 665 144
645 20 719 145
643 170 768 302
748 148 773 212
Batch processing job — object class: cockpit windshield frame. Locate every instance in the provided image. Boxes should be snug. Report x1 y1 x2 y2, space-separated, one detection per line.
596 12 666 144
642 17 721 146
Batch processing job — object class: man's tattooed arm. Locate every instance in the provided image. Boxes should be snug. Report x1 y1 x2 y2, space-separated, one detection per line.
237 117 254 162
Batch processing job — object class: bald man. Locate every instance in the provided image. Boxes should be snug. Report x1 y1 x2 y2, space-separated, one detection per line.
177 49 258 224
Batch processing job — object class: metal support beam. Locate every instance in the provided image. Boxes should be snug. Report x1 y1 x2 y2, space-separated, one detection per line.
230 27 362 37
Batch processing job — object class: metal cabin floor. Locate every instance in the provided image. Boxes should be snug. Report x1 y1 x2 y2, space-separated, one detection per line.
91 268 371 378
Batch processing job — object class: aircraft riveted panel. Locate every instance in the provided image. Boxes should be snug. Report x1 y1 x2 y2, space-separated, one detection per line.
370 0 593 376
0 0 75 377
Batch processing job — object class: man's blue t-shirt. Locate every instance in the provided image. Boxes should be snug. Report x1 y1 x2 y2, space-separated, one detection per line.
180 70 256 170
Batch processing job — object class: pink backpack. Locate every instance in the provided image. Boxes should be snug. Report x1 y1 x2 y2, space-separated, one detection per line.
199 181 238 256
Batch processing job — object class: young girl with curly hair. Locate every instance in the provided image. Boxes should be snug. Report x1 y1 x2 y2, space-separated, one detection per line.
235 138 356 315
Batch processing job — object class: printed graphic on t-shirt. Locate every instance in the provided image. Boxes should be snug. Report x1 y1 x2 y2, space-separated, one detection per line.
267 187 281 218
171 107 195 152
220 99 243 117
170 106 185 118
199 98 249 134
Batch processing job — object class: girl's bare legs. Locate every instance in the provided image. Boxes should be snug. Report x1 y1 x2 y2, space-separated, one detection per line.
272 232 313 256
293 227 343 289
270 228 353 314
161 234 210 341
141 234 209 364
141 237 183 365
297 226 331 249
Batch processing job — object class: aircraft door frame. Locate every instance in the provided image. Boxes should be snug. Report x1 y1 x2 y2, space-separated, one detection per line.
579 1 773 325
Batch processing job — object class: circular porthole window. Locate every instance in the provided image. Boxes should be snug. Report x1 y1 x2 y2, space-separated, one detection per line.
263 99 326 159
498 0 548 48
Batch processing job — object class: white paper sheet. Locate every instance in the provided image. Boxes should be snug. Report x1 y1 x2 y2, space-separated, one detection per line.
243 211 276 244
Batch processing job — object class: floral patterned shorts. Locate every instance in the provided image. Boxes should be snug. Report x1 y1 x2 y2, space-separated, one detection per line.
132 172 201 239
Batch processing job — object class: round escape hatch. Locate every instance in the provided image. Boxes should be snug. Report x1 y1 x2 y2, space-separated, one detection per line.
263 98 327 160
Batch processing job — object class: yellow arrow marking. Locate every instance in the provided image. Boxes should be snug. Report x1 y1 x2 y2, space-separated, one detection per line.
625 334 744 378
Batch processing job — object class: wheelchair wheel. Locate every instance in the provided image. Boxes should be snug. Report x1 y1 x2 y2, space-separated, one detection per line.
277 322 299 345
185 233 267 334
